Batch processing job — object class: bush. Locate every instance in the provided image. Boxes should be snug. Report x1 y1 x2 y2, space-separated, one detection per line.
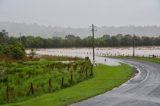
10 45 25 59
0 42 25 59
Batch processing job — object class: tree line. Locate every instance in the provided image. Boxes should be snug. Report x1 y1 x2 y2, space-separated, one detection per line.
1 30 160 48
0 30 25 59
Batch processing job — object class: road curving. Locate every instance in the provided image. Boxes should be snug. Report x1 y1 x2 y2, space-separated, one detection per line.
71 58 160 106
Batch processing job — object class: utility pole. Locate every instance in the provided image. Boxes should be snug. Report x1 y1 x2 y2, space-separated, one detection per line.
133 34 135 57
90 24 96 65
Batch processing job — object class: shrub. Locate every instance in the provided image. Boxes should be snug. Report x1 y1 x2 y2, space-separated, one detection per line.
0 42 25 59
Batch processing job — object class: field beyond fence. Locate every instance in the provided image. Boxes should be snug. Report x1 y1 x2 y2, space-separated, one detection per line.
0 57 93 105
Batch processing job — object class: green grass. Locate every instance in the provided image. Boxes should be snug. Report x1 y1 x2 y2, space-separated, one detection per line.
0 58 92 105
4 64 133 106
110 56 160 63
0 55 82 62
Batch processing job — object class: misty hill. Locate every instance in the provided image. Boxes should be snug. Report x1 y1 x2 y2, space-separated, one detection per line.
0 22 160 38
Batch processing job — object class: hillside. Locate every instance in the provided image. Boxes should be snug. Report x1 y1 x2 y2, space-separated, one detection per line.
0 22 160 38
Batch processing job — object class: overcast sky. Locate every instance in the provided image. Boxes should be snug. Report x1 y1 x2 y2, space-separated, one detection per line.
0 0 160 27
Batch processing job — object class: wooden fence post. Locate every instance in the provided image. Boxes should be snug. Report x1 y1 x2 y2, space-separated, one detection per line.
48 78 52 92
70 71 73 84
61 77 64 88
31 83 34 95
6 84 9 100
86 68 88 79
90 65 93 77
28 82 34 95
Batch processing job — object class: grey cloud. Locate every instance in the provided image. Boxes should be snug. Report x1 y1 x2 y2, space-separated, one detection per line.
0 0 159 27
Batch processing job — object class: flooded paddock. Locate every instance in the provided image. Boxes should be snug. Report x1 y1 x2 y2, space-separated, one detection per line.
27 47 160 57
26 46 160 66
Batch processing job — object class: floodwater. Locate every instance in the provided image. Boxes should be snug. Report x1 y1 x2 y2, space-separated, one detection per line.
26 46 160 66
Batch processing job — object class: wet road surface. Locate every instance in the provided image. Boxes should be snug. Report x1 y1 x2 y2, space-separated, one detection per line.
71 59 160 106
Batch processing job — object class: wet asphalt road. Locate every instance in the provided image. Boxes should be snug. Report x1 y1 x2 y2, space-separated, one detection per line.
71 59 160 106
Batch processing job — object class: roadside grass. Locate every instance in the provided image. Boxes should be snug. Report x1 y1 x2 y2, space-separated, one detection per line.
4 64 134 106
0 57 92 105
110 56 160 63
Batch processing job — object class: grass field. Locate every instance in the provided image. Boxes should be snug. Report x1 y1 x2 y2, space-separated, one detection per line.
4 64 133 106
0 56 92 105
0 55 82 62
110 56 160 63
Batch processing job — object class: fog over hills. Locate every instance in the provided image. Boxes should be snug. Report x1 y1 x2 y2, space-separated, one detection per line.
0 22 160 38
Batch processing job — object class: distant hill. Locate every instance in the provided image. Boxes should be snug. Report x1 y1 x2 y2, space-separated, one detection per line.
0 22 160 38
